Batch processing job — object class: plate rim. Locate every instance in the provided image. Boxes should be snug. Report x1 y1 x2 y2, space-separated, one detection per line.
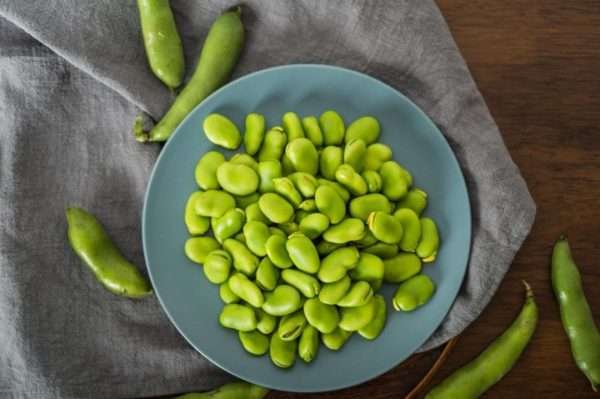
142 63 472 392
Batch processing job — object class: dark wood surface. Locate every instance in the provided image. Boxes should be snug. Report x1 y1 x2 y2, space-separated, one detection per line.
271 1 600 398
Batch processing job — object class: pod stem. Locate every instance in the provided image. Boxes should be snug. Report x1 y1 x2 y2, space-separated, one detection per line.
521 280 533 299
226 4 242 16
133 114 150 143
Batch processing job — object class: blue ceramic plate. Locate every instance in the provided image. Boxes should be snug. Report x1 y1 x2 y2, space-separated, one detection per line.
143 64 471 393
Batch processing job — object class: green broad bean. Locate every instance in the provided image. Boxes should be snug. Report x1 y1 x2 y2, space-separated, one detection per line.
393 274 436 312
345 116 380 145
235 193 259 209
258 127 287 162
184 237 220 264
194 190 236 218
361 170 382 193
137 0 184 89
285 138 319 175
213 208 245 243
245 203 270 224
265 235 293 268
318 275 352 305
335 164 367 196
417 217 440 262
322 327 352 351
243 221 270 257
322 218 365 244
349 253 384 286
358 295 386 340
194 151 225 190
319 110 345 146
257 160 282 193
343 138 367 172
318 246 360 283
230 153 258 171
256 309 277 334
383 253 422 283
394 208 422 252
337 281 374 307
216 162 259 196
362 242 399 259
354 230 378 248
316 178 351 202
302 116 324 147
380 161 410 200
185 192 210 235
203 249 232 284
244 113 266 156
258 193 294 224
395 188 428 215
269 227 286 238
222 238 259 276
134 8 244 143
262 285 302 316
281 269 321 298
279 222 299 235
65 207 152 298
299 325 319 363
228 272 264 308
282 112 305 141
272 177 303 207
303 298 339 334
203 113 241 150
288 172 319 198
363 143 392 171
315 185 346 224
299 213 330 240
295 210 310 224
339 296 377 331
255 257 279 291
239 330 269 356
367 211 404 244
316 240 344 256
349 193 392 221
219 303 257 332
277 310 307 341
319 146 343 180
286 232 320 274
270 333 297 369
219 281 240 304
281 153 295 175
298 199 317 212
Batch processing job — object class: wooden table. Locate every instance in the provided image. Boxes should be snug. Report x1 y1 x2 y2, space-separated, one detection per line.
273 1 600 398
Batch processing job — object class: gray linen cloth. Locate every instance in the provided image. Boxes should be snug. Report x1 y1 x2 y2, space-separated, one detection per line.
0 1 536 398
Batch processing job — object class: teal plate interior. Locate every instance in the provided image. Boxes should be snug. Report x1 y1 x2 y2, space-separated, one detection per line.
143 64 471 393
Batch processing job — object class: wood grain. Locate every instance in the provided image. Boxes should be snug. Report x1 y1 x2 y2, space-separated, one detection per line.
269 1 600 398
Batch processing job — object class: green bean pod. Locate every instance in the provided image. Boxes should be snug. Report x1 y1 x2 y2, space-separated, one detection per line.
135 7 244 142
426 282 538 398
137 0 184 89
392 274 435 312
175 382 268 399
244 113 266 155
322 218 365 244
358 295 387 340
184 192 210 235
302 116 324 147
552 237 600 391
298 325 320 363
194 151 225 190
66 208 152 298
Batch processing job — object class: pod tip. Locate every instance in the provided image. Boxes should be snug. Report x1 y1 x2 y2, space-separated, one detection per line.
521 280 533 298
226 5 242 16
